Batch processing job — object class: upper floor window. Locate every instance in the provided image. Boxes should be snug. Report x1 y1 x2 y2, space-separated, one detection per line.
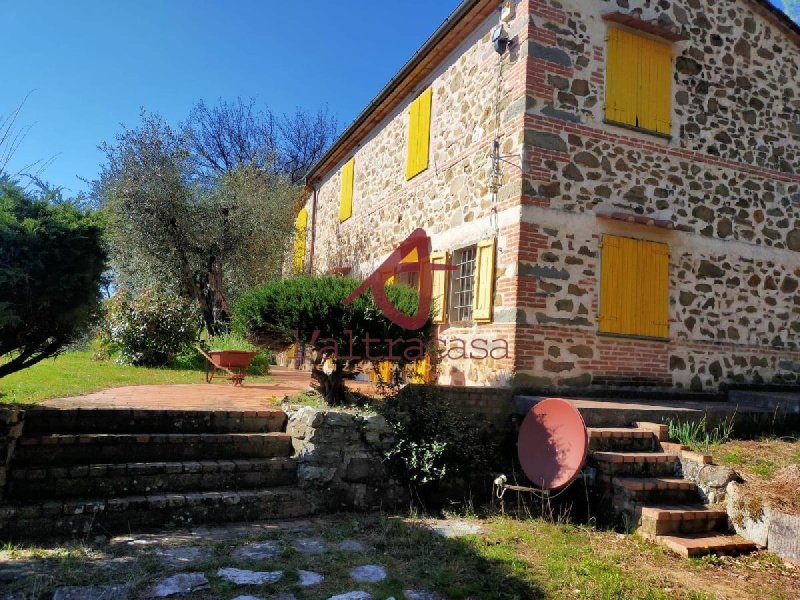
339 157 354 223
293 208 308 273
605 27 673 137
405 87 433 180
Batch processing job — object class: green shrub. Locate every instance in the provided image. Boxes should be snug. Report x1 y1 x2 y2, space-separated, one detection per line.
233 275 434 404
0 183 107 378
100 289 201 366
382 385 496 495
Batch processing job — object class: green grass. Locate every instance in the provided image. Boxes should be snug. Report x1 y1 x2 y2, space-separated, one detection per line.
0 348 273 404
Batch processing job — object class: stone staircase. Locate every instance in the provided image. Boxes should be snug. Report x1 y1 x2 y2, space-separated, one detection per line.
588 422 757 558
0 408 317 540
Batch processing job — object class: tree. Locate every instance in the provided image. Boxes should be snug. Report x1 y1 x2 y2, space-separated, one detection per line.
96 111 298 334
0 183 107 378
233 275 434 405
183 98 338 184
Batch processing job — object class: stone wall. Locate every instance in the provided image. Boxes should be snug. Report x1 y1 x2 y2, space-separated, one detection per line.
301 3 530 386
514 0 800 390
286 407 406 510
0 408 24 499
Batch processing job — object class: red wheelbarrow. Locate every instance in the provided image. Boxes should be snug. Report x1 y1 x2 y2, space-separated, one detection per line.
197 347 257 386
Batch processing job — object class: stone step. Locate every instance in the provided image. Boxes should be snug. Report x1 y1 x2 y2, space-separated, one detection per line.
636 504 730 537
591 452 678 477
0 487 318 541
23 408 287 434
632 422 668 442
654 533 758 558
612 477 700 504
7 458 297 500
587 428 657 452
12 433 293 466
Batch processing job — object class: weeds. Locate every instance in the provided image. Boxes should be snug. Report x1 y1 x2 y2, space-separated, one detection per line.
666 415 734 454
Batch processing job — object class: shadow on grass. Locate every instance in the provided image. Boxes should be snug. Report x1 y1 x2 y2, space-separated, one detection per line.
0 513 545 599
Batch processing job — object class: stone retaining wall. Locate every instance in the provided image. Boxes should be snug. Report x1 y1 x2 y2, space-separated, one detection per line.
0 408 24 499
286 407 407 511
727 482 800 565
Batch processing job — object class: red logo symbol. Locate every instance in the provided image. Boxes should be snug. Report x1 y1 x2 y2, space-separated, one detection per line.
344 228 455 330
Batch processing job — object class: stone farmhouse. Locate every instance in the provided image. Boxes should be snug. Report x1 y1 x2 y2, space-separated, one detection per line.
295 0 800 392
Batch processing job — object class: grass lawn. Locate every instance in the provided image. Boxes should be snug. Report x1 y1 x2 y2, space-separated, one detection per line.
1 513 798 599
0 348 272 405
709 437 800 481
708 436 800 518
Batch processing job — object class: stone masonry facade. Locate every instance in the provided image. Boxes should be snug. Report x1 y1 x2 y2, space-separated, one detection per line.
301 0 800 391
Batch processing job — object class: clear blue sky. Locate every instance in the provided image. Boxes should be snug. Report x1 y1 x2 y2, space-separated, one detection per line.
1 0 792 195
2 0 455 194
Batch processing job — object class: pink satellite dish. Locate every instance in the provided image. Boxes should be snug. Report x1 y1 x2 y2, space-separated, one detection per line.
517 398 588 490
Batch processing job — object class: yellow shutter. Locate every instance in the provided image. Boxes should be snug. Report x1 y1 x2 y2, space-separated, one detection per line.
416 87 432 175
599 235 669 339
473 238 496 322
606 28 672 134
431 250 449 324
405 96 420 180
293 208 308 272
606 28 639 128
339 158 354 222
405 87 432 180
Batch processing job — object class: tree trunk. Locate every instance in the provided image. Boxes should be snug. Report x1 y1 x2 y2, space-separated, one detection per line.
311 365 348 406
199 257 230 335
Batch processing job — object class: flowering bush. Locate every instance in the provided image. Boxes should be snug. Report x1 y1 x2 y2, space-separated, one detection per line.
100 289 201 366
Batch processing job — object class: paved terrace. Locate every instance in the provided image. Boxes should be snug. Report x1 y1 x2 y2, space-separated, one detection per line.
40 367 378 411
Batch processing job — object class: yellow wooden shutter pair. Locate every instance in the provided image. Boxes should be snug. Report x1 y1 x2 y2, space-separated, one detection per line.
606 27 672 135
598 235 670 339
405 87 433 180
293 208 308 272
339 158 354 222
430 238 496 324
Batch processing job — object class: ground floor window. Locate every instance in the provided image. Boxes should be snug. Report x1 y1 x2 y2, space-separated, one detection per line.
449 245 477 323
598 234 670 339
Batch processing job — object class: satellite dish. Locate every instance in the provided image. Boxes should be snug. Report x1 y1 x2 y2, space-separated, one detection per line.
517 398 588 490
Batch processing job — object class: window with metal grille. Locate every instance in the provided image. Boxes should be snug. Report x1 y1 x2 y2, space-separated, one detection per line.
449 245 477 323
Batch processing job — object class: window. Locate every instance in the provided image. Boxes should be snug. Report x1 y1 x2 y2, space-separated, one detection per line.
605 27 672 136
339 158 354 222
598 235 670 339
293 208 308 272
430 251 448 324
449 246 477 323
405 87 433 180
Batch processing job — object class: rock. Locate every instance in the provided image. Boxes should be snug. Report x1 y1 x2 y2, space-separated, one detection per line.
232 597 264 600
404 591 445 600
349 565 387 583
526 131 567 152
337 539 366 552
292 538 329 554
53 586 129 600
328 593 372 600
298 570 324 586
217 567 283 585
149 573 209 597
427 520 482 538
155 546 211 568
232 541 282 561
